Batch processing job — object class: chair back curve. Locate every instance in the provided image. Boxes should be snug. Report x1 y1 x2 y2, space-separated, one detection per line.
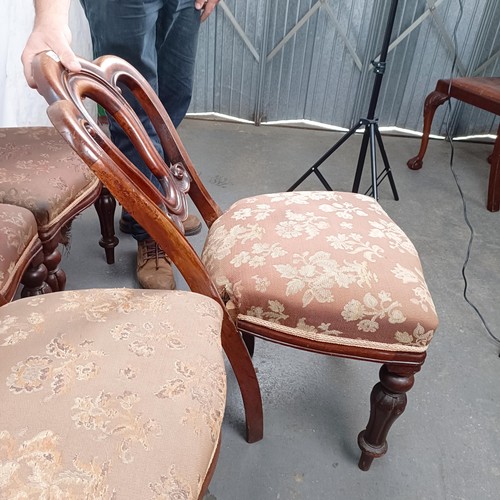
32 50 264 445
35 51 222 222
32 51 223 304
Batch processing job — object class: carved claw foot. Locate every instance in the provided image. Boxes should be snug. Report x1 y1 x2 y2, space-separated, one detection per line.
407 156 423 170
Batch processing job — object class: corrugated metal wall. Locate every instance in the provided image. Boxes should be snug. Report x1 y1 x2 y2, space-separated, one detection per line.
189 0 500 137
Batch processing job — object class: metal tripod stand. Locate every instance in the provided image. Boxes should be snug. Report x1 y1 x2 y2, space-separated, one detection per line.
288 0 400 201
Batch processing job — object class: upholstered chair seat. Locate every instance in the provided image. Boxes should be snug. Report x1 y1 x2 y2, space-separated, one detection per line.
0 203 47 304
0 289 226 499
202 191 437 354
0 127 117 292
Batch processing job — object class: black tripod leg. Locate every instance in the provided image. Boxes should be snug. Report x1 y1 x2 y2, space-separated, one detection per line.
287 167 324 192
288 0 400 200
352 125 371 193
287 122 363 192
368 123 378 200
287 165 334 191
375 126 399 200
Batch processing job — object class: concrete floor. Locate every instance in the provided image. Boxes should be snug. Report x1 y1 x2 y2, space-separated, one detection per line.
60 118 499 499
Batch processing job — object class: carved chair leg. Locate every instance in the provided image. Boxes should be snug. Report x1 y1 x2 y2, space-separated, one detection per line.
94 186 118 264
408 90 449 170
21 250 51 297
357 363 420 471
487 125 500 212
221 318 264 443
43 239 66 292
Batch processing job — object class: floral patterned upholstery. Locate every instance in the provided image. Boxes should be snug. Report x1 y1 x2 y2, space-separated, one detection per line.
0 203 40 303
0 127 99 232
0 289 226 498
202 191 438 353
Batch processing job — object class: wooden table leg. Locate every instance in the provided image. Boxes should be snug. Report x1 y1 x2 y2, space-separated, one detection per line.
487 124 500 212
408 90 450 170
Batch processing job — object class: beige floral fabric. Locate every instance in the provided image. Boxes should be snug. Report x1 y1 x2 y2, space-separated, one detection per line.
0 127 99 231
0 288 226 498
202 191 438 353
0 204 39 301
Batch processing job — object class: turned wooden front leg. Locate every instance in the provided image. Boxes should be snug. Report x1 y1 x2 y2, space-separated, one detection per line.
407 90 450 170
43 239 66 292
94 187 118 264
357 363 420 471
21 249 51 297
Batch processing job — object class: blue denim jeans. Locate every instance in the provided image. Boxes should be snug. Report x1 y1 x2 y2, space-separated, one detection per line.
80 0 201 241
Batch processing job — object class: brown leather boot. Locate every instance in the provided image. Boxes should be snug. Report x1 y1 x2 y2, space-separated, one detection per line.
182 214 202 235
136 238 175 290
121 214 202 236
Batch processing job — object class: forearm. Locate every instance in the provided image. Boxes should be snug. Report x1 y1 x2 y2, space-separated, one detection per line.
22 0 79 88
33 0 71 27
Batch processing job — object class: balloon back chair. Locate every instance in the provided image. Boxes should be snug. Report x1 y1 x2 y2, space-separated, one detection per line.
0 126 118 292
32 51 439 471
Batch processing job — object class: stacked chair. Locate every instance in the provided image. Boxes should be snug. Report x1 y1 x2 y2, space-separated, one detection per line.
0 126 118 294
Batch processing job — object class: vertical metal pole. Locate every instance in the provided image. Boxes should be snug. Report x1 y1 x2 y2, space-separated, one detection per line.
352 0 398 195
253 0 271 125
369 122 378 199
351 1 383 123
366 0 399 121
288 0 399 199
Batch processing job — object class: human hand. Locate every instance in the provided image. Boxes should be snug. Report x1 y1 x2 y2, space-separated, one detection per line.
21 24 81 89
194 0 220 22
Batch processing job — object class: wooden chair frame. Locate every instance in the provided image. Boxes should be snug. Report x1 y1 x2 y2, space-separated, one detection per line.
407 77 500 212
0 228 48 305
33 51 431 470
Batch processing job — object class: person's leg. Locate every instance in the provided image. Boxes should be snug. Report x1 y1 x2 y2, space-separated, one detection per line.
81 0 202 237
80 0 164 241
147 2 202 238
80 0 176 289
156 3 201 128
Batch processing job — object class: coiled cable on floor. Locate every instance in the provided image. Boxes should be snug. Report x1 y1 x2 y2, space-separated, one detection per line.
446 0 500 351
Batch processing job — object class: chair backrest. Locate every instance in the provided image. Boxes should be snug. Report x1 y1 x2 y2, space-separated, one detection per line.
32 50 229 323
33 52 264 446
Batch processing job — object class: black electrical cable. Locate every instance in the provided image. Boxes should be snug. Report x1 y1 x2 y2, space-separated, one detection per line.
446 0 500 351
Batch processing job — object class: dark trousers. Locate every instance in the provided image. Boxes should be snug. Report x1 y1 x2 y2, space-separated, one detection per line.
80 0 201 240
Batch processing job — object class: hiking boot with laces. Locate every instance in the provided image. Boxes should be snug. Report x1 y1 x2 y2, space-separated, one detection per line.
136 238 176 290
